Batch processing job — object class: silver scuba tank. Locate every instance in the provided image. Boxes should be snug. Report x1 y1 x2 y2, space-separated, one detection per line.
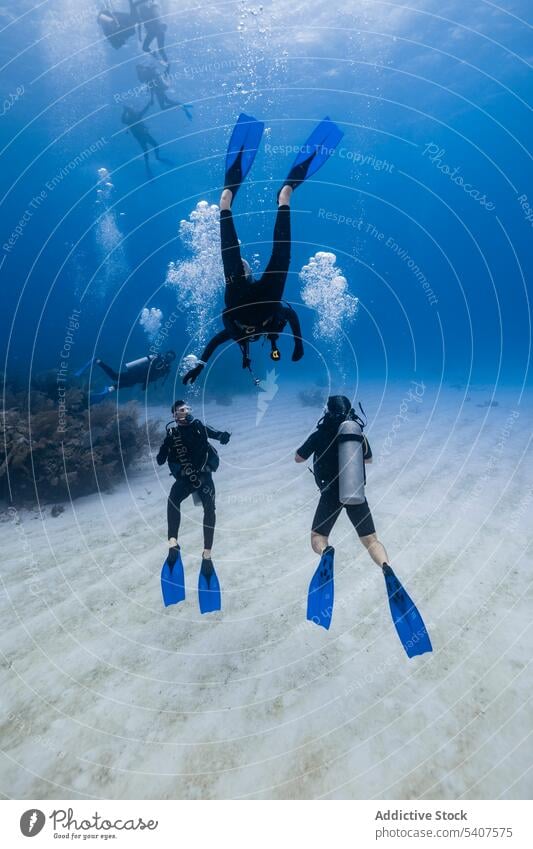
125 356 151 370
337 419 365 505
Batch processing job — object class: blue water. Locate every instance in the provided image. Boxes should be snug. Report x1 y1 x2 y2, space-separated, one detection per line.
1 1 531 396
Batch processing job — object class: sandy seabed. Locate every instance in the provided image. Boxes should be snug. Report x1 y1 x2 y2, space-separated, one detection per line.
1 381 531 799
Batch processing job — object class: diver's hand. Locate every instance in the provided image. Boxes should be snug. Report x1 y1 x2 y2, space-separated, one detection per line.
242 357 252 370
156 441 169 465
219 431 231 445
270 347 281 361
182 364 204 384
292 341 304 362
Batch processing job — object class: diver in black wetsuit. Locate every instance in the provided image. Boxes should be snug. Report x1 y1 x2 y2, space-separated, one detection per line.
136 63 193 118
97 3 137 49
157 400 231 560
90 351 175 401
182 185 303 385
131 0 169 71
295 395 389 566
121 103 171 177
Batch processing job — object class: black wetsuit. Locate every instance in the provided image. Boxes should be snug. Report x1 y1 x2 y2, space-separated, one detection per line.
132 0 169 65
96 355 170 390
157 418 229 548
138 65 190 114
188 205 303 377
98 8 137 49
297 420 375 538
122 102 165 172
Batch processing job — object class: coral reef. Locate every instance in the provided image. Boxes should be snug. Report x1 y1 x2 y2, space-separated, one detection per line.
1 384 154 507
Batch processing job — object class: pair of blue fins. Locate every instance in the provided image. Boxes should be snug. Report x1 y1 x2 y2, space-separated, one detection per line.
165 542 431 655
307 547 433 658
224 112 344 198
74 358 115 404
161 549 221 614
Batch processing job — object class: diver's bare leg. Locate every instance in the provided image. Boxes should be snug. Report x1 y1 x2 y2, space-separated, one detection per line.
360 533 389 568
220 189 233 211
278 185 293 206
311 531 329 555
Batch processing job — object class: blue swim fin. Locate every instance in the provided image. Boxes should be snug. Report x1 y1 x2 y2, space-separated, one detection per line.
224 113 265 198
383 565 432 658
198 557 221 614
306 546 335 630
74 357 95 378
285 117 344 189
89 386 114 404
161 547 185 607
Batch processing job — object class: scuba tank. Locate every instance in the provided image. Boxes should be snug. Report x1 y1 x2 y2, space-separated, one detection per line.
310 396 368 498
125 356 151 370
337 419 365 505
322 395 367 504
97 8 137 50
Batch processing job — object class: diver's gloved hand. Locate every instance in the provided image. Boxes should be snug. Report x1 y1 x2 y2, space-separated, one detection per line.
270 347 281 361
219 431 231 445
182 364 204 384
156 433 173 465
242 357 252 370
292 341 304 362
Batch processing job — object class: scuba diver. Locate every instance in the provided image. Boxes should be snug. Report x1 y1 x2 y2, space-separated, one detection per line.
295 395 432 658
76 350 176 402
97 3 137 49
121 103 172 178
136 63 193 118
131 0 169 71
157 400 231 613
182 114 344 387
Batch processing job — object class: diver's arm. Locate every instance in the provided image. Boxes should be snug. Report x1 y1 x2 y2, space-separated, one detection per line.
281 305 304 361
182 329 232 384
205 425 231 444
295 432 318 462
201 328 232 361
156 437 170 465
204 425 231 444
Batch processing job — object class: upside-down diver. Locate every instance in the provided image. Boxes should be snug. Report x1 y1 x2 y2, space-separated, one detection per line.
182 114 344 386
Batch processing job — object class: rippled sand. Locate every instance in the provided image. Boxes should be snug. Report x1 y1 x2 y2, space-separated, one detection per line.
1 381 531 799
